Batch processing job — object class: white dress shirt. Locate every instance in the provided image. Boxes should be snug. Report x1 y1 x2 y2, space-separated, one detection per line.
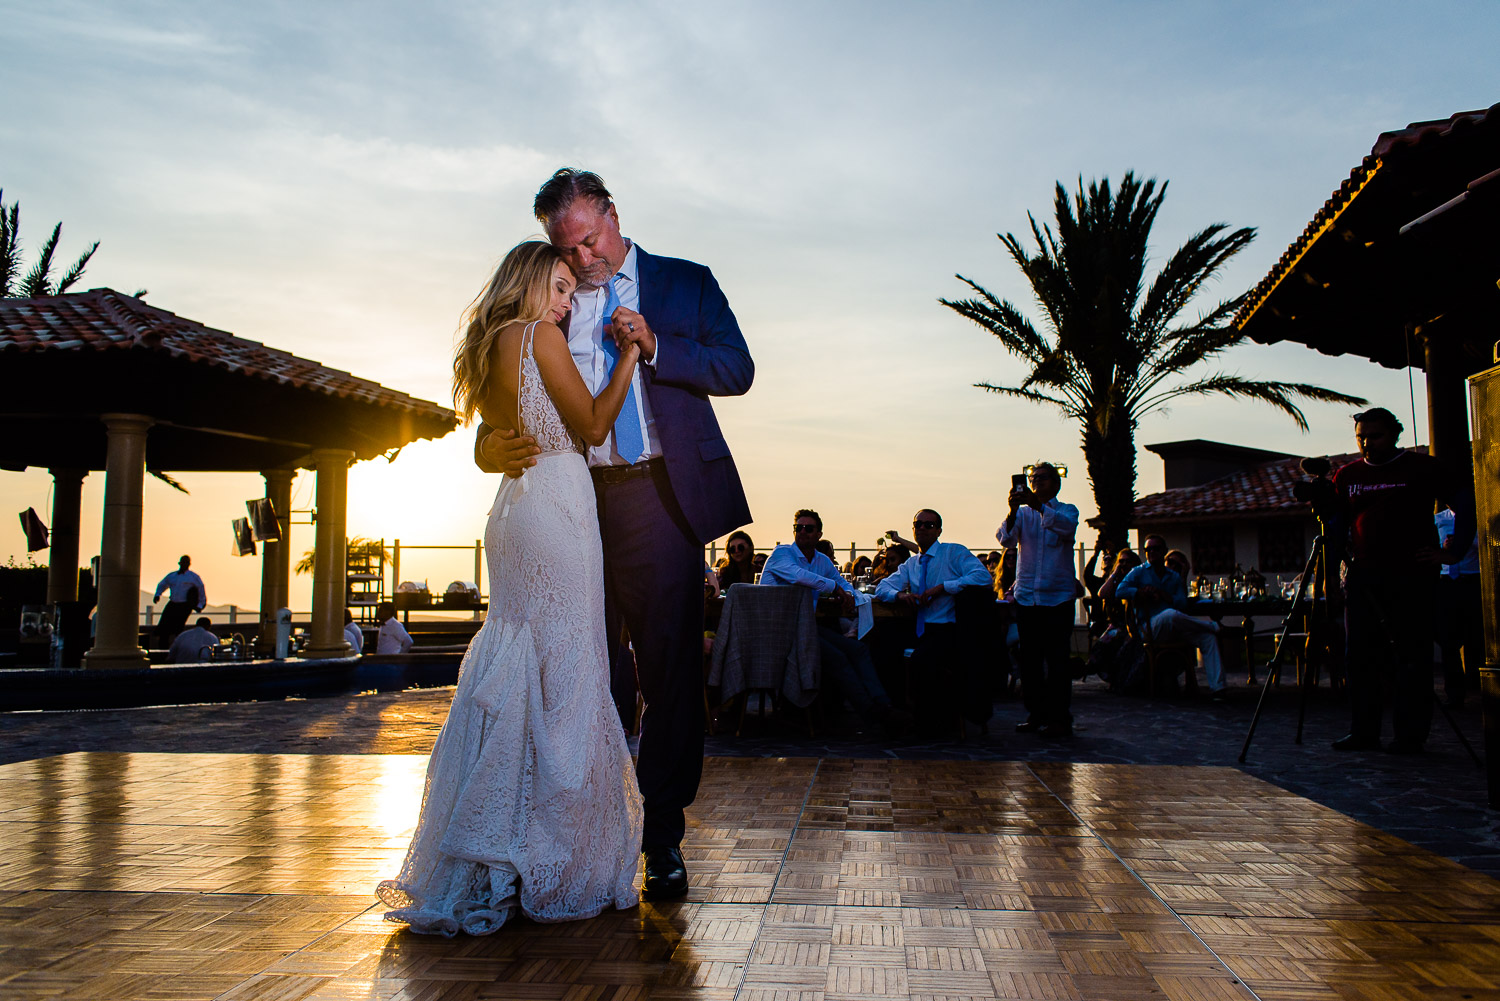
376 617 414 655
566 241 662 467
996 498 1079 607
758 543 873 637
155 569 207 608
344 621 365 654
874 541 993 625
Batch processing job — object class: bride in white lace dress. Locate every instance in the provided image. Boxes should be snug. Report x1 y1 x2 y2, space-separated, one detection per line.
377 241 644 936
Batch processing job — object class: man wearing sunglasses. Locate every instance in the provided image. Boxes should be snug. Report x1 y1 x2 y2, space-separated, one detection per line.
874 510 993 731
998 463 1080 738
760 509 905 735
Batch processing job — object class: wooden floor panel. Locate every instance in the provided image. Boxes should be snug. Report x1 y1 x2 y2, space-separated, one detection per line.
0 753 1496 999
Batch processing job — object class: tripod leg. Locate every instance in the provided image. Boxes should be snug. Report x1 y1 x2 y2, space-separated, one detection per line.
1239 538 1323 764
1433 690 1483 768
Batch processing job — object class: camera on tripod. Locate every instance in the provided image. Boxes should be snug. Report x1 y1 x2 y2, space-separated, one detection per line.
1291 456 1339 524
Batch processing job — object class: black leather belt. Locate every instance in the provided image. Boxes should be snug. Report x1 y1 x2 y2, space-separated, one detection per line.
591 458 663 485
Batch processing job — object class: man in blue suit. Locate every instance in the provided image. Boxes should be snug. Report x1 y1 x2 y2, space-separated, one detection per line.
477 168 753 898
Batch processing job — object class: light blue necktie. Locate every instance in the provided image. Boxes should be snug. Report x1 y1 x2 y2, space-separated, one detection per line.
915 553 932 637
598 274 644 464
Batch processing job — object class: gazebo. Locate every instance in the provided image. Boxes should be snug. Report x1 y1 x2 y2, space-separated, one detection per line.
0 289 458 668
1235 104 1500 798
1235 104 1500 466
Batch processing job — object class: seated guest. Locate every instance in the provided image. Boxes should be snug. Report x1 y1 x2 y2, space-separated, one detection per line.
1082 539 1121 636
1164 549 1192 582
814 539 839 566
751 551 768 576
883 529 921 557
1091 547 1142 684
993 546 1017 598
375 601 415 654
343 608 364 655
846 555 873 579
1115 535 1225 696
716 530 757 588
869 544 908 584
168 616 220 663
761 509 905 735
875 509 993 732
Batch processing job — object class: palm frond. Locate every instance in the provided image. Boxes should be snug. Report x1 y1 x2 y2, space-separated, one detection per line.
1134 223 1255 342
1136 374 1369 431
149 470 189 494
55 241 98 295
973 381 1084 419
0 195 19 297
940 275 1053 363
20 222 61 297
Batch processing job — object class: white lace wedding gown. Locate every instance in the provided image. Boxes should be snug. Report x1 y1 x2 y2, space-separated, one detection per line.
377 321 644 936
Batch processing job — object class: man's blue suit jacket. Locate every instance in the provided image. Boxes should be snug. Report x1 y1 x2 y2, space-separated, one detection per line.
476 245 754 545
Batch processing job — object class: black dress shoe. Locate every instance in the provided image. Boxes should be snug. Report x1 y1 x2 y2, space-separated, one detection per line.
1331 733 1381 752
1038 722 1073 739
1015 719 1043 734
642 845 688 900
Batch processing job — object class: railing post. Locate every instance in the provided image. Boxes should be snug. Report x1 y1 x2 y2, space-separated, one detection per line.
474 539 484 620
392 539 401 592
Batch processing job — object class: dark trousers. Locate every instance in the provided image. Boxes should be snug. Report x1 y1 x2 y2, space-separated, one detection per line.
1016 600 1074 725
816 625 888 715
1345 566 1435 746
153 600 193 648
907 622 961 731
596 463 705 849
1438 574 1483 699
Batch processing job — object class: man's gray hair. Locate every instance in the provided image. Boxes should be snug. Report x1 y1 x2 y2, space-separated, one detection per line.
534 168 612 225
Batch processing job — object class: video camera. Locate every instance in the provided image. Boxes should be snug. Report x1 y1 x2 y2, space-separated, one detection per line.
1291 456 1338 517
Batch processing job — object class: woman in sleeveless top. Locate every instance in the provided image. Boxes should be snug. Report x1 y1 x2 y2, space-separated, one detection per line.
377 241 644 936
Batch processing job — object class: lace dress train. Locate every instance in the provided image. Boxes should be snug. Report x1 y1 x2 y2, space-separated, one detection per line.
377 323 643 936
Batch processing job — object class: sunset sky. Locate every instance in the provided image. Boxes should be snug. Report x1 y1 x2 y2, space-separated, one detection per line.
2 1 1495 613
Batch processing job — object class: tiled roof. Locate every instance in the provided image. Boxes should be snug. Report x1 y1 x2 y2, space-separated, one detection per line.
1233 104 1499 338
1129 451 1362 524
0 288 456 424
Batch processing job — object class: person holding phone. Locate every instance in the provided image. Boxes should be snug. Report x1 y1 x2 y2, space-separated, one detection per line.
997 463 1080 738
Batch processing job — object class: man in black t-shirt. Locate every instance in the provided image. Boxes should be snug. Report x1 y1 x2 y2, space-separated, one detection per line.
1328 408 1473 754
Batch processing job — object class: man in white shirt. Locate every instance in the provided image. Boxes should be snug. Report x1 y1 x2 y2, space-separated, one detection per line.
343 609 365 656
997 463 1079 738
152 554 207 647
761 509 904 735
375 602 414 655
876 509 993 732
167 616 219 663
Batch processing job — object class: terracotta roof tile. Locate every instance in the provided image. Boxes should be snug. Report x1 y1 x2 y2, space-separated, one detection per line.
1232 103 1500 334
1130 451 1362 524
0 288 456 424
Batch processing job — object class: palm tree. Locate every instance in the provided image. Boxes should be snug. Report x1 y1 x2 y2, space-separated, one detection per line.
941 173 1366 548
1 189 99 298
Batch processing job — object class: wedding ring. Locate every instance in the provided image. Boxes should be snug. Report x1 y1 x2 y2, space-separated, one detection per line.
628 322 636 332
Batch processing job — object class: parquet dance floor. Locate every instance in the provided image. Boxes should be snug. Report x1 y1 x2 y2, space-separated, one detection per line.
1 754 1498 999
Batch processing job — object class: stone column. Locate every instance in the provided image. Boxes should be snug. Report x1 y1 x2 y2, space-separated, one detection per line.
46 468 87 604
255 469 295 656
301 449 354 659
84 415 152 670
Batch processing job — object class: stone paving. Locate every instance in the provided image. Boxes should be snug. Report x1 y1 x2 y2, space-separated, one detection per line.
3 674 1495 877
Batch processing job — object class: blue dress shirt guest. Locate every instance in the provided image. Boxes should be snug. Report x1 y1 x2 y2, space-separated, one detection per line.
997 465 1079 737
1115 535 1224 694
762 509 902 735
152 554 207 648
877 509 993 734
1435 506 1482 705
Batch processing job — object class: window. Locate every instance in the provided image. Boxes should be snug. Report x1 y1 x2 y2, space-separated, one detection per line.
1258 522 1307 573
1190 525 1235 574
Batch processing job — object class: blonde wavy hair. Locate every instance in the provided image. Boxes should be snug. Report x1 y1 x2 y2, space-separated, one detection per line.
453 240 566 424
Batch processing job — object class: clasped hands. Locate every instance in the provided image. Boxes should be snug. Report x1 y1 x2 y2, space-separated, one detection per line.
480 306 655 477
895 584 945 608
